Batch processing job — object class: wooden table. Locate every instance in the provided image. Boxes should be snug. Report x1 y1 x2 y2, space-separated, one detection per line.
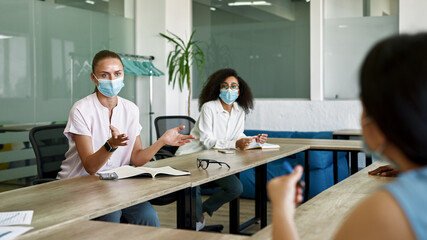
1 143 308 236
0 123 50 132
146 139 363 234
267 138 363 198
332 129 372 183
17 220 249 240
250 161 394 240
0 174 191 233
333 129 362 138
146 143 310 233
1 138 368 237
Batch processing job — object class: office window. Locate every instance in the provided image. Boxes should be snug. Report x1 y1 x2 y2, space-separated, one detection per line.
0 0 135 125
192 0 310 99
323 0 399 99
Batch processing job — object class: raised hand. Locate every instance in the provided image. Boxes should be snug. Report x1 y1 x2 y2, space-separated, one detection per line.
267 165 304 216
159 125 196 146
108 125 129 148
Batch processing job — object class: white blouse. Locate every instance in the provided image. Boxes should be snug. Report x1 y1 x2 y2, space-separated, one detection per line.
175 100 247 156
57 93 142 179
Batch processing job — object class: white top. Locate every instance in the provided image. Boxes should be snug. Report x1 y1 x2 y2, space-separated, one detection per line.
57 93 142 179
175 100 247 156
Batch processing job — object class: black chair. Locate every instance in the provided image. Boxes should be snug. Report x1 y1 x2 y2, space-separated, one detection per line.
151 116 223 232
29 124 68 184
150 116 196 205
154 115 196 160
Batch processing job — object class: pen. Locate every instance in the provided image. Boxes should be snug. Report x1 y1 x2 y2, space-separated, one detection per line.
282 161 304 189
252 134 264 140
0 231 12 238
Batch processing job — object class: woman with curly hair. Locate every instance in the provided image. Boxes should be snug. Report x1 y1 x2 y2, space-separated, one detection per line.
176 68 268 231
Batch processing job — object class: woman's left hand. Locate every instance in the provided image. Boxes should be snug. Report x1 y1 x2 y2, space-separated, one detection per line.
256 134 268 144
159 125 196 146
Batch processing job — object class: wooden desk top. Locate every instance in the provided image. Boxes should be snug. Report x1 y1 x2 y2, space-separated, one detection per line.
0 175 191 233
1 142 309 235
251 161 395 240
147 143 309 187
3 138 366 237
0 123 50 132
17 220 249 240
333 129 362 136
268 138 362 151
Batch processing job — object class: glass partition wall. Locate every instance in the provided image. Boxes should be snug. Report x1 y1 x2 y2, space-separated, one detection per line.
192 0 310 99
323 0 399 99
0 0 135 125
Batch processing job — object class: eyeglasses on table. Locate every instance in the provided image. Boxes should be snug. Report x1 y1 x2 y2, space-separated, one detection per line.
197 158 230 170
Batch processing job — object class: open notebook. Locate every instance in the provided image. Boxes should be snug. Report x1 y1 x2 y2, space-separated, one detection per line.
98 165 190 180
244 142 280 150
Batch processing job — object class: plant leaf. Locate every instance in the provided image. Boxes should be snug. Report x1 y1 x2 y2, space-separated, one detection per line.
167 31 187 50
160 32 184 50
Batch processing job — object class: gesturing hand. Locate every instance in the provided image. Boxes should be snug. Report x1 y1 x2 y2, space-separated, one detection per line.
159 125 196 146
108 125 129 148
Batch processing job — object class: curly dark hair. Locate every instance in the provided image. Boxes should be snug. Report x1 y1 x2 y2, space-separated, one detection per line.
198 68 254 114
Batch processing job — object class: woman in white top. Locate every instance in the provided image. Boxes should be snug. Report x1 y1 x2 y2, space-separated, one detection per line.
57 50 194 226
176 68 267 231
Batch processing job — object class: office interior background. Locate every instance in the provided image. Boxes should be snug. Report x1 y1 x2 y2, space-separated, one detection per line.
0 0 426 184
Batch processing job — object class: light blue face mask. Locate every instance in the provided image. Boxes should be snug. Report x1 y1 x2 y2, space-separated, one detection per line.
219 89 239 105
362 138 398 168
94 74 124 98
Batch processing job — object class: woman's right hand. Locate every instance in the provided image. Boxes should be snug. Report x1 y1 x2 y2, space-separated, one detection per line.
108 125 129 148
236 138 252 149
368 165 399 177
267 165 304 217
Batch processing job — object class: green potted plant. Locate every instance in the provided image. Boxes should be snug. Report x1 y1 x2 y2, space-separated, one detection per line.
160 30 205 116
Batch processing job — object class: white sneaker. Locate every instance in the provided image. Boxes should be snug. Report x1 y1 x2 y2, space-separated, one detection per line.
196 214 206 231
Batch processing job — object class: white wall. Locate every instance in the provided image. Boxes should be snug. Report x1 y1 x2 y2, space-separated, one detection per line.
135 0 167 146
135 0 192 146
189 99 362 131
135 0 426 142
164 0 192 116
399 0 427 34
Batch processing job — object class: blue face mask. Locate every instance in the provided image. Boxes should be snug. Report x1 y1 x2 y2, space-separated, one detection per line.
362 138 398 168
94 74 124 98
219 89 239 105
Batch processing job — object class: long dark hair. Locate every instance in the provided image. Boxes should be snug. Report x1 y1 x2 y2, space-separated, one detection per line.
360 33 427 165
198 68 254 114
91 50 123 92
